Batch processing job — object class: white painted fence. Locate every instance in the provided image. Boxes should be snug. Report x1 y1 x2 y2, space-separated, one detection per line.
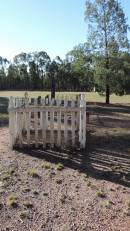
8 94 86 149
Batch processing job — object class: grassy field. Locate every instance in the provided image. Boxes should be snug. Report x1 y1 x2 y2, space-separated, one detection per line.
0 90 130 104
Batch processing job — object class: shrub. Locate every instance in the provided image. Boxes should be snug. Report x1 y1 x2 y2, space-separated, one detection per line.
7 194 18 208
96 190 106 198
56 163 64 171
42 163 51 169
28 168 39 178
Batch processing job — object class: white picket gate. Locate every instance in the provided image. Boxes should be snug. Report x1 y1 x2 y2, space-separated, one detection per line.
8 94 86 149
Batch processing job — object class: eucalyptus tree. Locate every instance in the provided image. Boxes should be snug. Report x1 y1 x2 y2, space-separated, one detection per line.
33 51 51 89
85 0 130 103
13 51 51 89
0 57 9 89
13 53 30 89
66 43 94 91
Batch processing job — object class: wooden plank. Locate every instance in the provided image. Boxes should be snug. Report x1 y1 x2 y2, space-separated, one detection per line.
50 110 54 148
19 112 23 148
72 111 75 147
34 110 38 148
64 112 68 145
82 108 86 148
42 111 46 148
34 99 38 148
64 98 68 145
57 111 61 147
79 93 86 148
26 112 30 147
9 111 15 149
10 106 85 113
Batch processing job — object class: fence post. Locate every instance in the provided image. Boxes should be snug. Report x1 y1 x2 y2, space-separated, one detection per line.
79 93 86 148
57 99 61 147
34 98 38 148
9 97 15 149
71 98 75 147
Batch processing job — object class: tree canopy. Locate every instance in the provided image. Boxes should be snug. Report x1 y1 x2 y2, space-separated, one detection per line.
85 0 130 103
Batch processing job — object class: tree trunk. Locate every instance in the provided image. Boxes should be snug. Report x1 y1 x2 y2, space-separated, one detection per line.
106 83 110 104
51 78 55 99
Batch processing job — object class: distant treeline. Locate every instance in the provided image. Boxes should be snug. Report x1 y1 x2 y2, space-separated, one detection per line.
0 43 130 95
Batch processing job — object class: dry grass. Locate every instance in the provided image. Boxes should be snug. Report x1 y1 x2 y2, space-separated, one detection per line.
41 163 51 169
7 194 18 208
56 163 64 171
0 91 130 104
27 168 40 178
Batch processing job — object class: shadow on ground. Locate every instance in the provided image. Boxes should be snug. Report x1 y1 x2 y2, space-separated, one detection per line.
13 102 130 187
17 133 130 188
87 102 130 115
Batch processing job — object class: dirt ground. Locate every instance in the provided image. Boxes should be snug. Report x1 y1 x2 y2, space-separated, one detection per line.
0 103 130 231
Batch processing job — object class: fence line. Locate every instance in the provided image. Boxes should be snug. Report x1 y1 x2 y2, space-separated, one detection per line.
8 94 86 149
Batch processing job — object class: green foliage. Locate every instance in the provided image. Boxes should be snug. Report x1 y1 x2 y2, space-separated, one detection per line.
67 43 94 91
56 163 64 171
42 163 51 169
96 190 106 198
27 168 40 178
85 0 130 103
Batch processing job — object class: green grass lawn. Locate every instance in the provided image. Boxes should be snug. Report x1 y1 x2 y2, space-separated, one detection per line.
0 90 130 104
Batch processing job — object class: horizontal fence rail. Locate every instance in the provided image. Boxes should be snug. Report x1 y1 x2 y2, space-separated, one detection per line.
8 94 86 149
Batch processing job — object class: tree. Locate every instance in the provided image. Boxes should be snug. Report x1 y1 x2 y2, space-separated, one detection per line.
13 51 51 90
7 64 20 89
85 0 130 103
46 60 59 97
0 57 9 89
66 43 94 91
29 61 39 90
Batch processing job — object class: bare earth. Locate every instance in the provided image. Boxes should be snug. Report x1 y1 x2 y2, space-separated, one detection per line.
0 103 130 231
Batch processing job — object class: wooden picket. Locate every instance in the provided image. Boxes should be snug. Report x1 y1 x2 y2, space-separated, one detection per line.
8 94 86 149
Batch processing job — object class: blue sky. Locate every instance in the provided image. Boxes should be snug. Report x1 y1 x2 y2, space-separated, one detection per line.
0 0 130 61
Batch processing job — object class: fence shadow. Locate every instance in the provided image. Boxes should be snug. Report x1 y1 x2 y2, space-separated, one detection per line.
16 102 130 187
17 132 130 188
87 102 130 115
